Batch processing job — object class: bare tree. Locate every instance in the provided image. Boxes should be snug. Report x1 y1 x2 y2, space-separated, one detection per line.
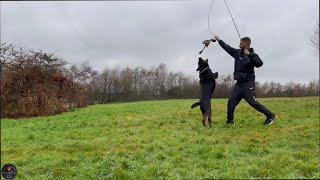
311 22 319 58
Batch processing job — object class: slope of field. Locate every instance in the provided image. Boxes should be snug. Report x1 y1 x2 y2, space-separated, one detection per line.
1 97 319 179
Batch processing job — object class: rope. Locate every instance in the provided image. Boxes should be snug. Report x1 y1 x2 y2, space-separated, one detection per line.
207 0 216 36
223 0 241 39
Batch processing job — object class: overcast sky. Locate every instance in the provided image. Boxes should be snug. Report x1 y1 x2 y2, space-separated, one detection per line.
1 0 319 83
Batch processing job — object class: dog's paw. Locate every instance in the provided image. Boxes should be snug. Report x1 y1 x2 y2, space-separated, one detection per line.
213 72 219 79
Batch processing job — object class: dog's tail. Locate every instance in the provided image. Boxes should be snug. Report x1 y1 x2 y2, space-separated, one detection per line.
191 102 201 109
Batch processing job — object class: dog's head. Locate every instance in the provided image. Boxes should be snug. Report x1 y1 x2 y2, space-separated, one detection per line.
196 57 209 71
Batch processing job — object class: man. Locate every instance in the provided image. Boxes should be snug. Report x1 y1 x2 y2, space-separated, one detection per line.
214 35 276 125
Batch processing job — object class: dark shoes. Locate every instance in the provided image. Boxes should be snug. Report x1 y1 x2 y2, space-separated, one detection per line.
225 115 276 126
226 119 235 125
264 114 276 125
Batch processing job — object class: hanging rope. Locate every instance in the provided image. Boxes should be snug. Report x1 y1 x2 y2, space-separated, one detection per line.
200 0 242 54
207 0 215 36
223 0 241 39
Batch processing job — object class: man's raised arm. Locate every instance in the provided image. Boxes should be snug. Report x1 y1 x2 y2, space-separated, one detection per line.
214 36 237 58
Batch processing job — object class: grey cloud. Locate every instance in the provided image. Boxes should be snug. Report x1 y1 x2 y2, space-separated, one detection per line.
1 0 319 83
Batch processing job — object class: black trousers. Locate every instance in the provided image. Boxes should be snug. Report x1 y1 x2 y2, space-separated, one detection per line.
227 81 273 120
200 80 216 119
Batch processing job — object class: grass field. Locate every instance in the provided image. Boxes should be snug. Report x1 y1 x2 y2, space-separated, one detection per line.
1 97 319 179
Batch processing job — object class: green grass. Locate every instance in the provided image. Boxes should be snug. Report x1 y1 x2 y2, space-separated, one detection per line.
1 97 319 179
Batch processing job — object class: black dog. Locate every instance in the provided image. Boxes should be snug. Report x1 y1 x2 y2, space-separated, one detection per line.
191 57 218 128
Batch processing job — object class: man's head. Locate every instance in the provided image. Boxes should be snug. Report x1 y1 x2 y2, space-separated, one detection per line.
239 37 251 49
196 57 209 71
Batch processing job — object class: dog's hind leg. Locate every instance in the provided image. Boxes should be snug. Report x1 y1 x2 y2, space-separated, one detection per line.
200 105 206 127
208 100 212 128
202 114 208 127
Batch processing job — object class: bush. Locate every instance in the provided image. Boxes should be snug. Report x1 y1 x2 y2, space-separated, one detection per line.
0 43 92 118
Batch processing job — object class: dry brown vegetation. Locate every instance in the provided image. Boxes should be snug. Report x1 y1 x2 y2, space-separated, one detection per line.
0 43 93 118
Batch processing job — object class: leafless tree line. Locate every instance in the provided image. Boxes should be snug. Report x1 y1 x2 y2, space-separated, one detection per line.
88 64 200 103
89 65 319 104
1 43 319 118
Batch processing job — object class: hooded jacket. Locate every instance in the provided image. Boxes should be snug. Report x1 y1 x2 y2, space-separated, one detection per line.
218 40 263 83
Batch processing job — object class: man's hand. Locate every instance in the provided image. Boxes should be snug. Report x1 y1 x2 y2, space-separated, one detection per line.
213 35 220 41
244 49 250 55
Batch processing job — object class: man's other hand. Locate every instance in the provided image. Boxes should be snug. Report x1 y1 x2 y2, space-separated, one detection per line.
244 49 250 55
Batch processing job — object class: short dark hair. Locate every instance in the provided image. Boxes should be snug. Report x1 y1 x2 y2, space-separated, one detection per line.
241 37 251 44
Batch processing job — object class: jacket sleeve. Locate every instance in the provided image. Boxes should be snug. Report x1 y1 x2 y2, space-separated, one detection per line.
218 40 237 58
249 52 263 67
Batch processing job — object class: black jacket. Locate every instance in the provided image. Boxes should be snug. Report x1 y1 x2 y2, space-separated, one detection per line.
218 40 263 83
